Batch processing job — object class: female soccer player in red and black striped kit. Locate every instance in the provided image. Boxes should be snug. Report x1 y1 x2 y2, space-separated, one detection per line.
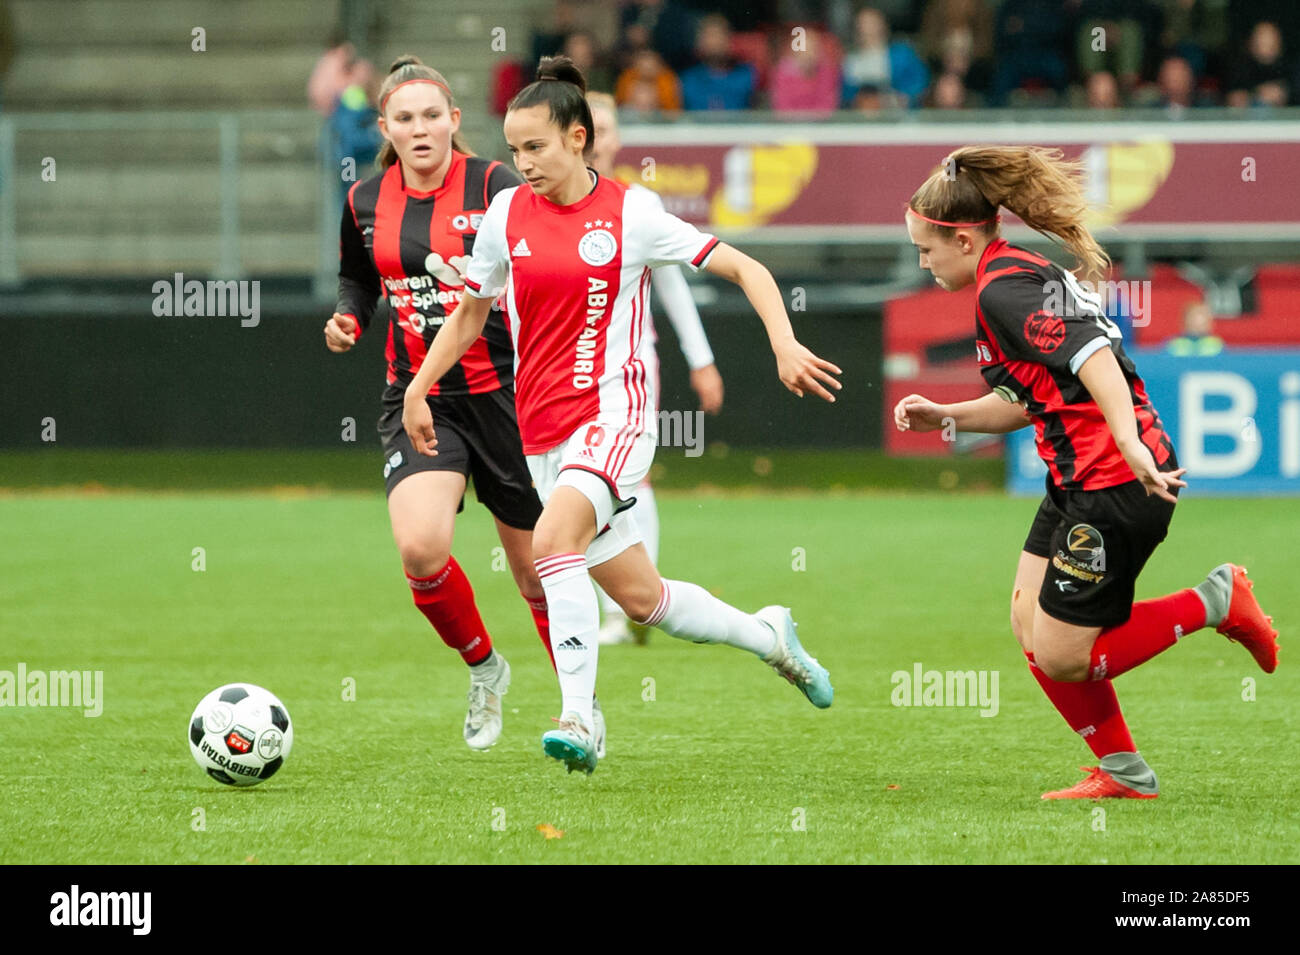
894 145 1279 799
325 55 556 752
403 56 840 775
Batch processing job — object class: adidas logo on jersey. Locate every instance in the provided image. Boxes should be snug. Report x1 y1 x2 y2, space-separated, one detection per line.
556 637 586 651
511 237 531 257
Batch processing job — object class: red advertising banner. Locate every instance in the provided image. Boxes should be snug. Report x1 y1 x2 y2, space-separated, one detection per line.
616 122 1300 239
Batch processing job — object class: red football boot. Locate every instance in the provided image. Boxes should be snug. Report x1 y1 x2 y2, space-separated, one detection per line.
1217 565 1279 674
1041 766 1158 800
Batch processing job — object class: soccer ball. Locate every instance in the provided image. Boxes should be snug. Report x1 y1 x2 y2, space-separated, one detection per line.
188 683 293 786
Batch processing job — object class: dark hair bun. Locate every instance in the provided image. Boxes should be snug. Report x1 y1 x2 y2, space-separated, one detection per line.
389 54 424 73
536 54 587 93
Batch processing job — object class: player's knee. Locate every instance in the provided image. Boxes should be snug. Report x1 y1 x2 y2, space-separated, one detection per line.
514 567 544 602
396 539 451 579
612 580 661 623
1035 651 1088 683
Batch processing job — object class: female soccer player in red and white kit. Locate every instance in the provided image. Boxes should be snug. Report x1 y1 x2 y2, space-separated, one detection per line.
325 55 557 752
584 91 726 647
403 56 840 774
894 145 1279 799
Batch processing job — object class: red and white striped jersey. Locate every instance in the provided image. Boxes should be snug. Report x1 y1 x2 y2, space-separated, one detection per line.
463 168 719 454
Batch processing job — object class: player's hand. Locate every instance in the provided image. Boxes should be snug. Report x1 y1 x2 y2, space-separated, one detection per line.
690 364 725 414
774 339 841 402
324 313 358 353
894 394 949 433
1123 446 1187 504
402 389 438 457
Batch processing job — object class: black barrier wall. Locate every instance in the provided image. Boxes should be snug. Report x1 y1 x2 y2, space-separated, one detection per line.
4 295 882 449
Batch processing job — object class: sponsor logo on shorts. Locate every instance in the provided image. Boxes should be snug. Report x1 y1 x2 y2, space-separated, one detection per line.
384 450 404 479
1052 553 1104 584
1066 523 1106 571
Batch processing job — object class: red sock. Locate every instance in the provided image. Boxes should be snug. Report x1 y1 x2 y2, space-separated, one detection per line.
1089 589 1205 681
524 594 555 670
1025 650 1135 759
407 557 492 665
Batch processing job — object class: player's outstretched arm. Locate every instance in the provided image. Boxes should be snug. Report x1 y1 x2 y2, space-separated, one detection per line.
703 243 842 402
1076 346 1187 502
895 391 1032 434
401 294 494 456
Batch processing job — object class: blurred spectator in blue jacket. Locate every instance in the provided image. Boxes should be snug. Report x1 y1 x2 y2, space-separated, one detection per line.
841 7 929 109
680 14 757 111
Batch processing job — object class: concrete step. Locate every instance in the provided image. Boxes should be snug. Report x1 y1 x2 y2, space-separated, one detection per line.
7 50 322 109
12 0 335 48
17 234 317 277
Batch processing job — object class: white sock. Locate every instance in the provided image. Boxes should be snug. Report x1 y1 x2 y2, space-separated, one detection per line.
636 578 776 657
534 553 598 728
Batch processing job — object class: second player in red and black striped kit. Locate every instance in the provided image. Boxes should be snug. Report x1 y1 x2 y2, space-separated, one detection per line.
325 55 557 752
894 145 1278 800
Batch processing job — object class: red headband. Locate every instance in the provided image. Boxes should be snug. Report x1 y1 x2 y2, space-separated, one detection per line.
380 77 452 112
906 206 1001 228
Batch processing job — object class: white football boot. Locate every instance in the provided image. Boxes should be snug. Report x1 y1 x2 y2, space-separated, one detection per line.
463 653 511 751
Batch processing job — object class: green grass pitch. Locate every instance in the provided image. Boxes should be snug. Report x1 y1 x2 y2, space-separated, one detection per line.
0 485 1293 864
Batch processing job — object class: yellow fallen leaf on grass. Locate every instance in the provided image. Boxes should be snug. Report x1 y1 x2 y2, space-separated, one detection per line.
536 823 565 840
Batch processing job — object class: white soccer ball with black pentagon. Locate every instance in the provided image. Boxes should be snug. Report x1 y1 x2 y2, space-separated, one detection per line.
188 683 293 786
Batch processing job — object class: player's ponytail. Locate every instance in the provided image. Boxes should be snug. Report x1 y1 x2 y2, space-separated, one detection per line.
376 53 474 168
908 145 1110 285
507 54 595 158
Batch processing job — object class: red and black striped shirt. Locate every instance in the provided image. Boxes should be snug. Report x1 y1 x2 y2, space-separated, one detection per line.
974 238 1174 491
337 151 519 396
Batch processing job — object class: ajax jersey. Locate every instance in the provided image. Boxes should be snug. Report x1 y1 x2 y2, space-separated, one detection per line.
463 169 720 454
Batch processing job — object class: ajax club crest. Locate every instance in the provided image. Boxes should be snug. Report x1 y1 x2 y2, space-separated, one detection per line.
578 221 617 266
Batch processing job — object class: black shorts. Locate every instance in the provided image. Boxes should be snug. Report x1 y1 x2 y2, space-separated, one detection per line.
1024 454 1180 628
377 385 543 531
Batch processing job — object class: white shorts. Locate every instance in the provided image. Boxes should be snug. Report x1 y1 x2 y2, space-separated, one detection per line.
526 421 657 567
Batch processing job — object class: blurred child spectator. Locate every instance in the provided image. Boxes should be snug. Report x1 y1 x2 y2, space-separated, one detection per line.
680 14 757 111
919 0 993 93
615 49 681 111
1166 301 1224 356
1085 69 1121 107
1154 54 1217 110
925 71 971 108
623 77 666 115
1226 20 1290 107
841 7 929 109
989 0 1070 105
308 32 373 116
308 33 381 204
770 30 841 113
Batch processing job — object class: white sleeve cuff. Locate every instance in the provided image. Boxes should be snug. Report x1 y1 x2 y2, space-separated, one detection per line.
1068 336 1110 374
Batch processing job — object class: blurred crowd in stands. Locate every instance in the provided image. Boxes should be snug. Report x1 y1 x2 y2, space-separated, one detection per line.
492 0 1300 115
